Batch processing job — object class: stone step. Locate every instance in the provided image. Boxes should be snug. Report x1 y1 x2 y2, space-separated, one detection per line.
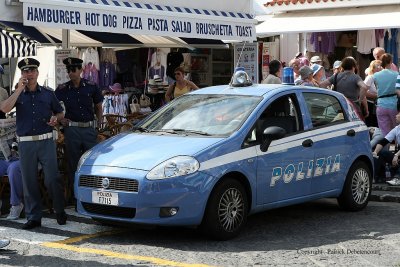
370 190 400 203
372 183 400 192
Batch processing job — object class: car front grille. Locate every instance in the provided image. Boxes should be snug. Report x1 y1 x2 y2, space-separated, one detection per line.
82 202 136 218
79 175 139 192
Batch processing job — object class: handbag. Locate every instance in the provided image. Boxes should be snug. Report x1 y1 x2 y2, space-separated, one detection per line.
130 96 141 113
139 94 151 108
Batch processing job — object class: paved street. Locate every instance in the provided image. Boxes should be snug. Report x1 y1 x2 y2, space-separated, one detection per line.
0 199 399 266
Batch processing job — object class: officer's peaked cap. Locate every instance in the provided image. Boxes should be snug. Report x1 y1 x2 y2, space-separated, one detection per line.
18 58 40 71
63 57 83 67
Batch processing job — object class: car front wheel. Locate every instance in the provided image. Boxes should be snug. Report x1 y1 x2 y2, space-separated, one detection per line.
337 161 371 211
201 179 248 240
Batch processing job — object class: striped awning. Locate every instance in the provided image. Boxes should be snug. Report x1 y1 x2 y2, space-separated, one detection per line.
0 29 37 58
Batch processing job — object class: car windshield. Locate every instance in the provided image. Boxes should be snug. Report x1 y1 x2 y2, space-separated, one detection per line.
140 94 261 136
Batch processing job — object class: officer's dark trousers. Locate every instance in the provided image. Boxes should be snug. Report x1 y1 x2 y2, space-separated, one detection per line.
64 126 97 192
19 139 65 221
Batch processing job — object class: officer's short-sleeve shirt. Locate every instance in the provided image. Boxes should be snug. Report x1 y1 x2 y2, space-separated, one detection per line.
55 79 103 122
15 85 63 136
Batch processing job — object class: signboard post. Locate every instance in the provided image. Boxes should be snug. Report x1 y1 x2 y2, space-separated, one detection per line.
233 42 258 83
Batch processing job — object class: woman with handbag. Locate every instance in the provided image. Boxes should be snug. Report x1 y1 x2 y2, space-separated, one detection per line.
165 67 198 102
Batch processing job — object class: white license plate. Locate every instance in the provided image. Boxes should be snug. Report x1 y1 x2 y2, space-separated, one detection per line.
92 190 118 206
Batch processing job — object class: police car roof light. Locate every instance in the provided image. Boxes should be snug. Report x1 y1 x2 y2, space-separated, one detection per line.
230 70 252 87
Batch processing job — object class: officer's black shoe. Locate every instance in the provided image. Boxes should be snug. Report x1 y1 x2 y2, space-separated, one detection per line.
22 220 41 230
56 211 67 225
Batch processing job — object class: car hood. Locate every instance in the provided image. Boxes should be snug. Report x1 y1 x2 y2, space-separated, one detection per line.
83 132 224 171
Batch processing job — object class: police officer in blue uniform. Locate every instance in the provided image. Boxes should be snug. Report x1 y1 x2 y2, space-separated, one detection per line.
55 57 103 198
0 58 67 229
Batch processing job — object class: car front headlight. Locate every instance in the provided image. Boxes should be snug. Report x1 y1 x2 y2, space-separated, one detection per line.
146 156 200 180
77 149 92 172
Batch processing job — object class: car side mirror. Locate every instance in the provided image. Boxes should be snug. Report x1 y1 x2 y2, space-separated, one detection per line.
260 126 286 152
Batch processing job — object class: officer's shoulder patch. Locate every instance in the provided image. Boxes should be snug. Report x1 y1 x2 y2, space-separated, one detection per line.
42 86 55 91
86 80 96 86
56 83 68 90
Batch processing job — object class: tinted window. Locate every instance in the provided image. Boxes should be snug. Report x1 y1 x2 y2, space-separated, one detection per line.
303 93 346 128
243 93 302 147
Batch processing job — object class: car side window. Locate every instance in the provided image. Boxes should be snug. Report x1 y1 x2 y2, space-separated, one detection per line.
243 94 303 147
303 92 346 128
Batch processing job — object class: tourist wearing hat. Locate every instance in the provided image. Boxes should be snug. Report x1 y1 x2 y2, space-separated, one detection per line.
55 57 103 200
295 66 318 87
332 60 342 74
295 52 309 68
0 57 67 229
311 64 324 86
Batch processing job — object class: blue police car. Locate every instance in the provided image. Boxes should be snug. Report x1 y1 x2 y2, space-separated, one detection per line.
75 71 373 240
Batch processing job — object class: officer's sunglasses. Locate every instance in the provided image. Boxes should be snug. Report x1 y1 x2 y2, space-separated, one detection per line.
66 66 81 73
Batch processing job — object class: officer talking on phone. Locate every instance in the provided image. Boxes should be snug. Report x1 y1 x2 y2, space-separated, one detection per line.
0 58 67 230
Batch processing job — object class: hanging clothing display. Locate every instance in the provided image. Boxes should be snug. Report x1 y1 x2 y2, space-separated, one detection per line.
102 94 129 116
384 29 399 66
375 29 385 48
357 30 376 54
82 63 99 85
310 32 336 54
388 29 398 66
305 32 315 53
384 30 390 53
99 61 116 89
149 48 169 83
82 47 100 70
166 51 184 78
148 65 165 81
100 48 117 65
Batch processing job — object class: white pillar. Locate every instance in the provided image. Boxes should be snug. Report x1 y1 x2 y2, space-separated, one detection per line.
62 29 70 49
279 33 299 64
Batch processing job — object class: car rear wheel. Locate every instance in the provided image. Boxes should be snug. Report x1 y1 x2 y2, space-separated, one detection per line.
337 161 371 211
201 179 248 240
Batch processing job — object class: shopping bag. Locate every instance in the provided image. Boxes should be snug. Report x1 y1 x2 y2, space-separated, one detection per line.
139 94 151 108
130 96 141 113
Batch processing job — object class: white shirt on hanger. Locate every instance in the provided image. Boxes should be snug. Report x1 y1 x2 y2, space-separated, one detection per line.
83 47 100 69
357 30 376 54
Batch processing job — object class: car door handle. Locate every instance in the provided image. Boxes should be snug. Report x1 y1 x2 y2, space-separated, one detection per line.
347 129 356 137
302 139 313 147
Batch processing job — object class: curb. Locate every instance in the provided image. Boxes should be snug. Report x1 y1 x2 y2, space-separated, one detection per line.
370 183 400 203
370 191 400 203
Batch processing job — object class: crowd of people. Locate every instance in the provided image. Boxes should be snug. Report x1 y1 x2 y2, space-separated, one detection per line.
262 47 400 185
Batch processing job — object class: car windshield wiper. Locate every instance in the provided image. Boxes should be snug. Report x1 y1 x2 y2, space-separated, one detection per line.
132 126 150 132
167 128 211 136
